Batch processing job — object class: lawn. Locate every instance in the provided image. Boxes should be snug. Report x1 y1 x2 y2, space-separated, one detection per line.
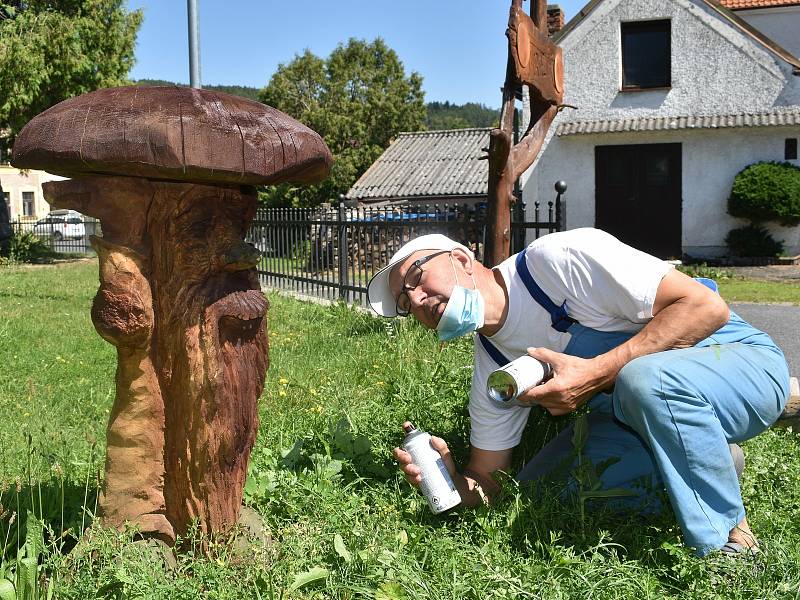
0 260 799 598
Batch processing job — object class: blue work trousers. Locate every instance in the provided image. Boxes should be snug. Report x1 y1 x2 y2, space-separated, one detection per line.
516 311 790 555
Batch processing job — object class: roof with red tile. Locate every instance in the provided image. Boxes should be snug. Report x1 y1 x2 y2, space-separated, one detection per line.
719 0 800 8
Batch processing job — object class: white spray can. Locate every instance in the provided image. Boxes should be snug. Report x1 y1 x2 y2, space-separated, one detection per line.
486 355 553 407
401 423 461 513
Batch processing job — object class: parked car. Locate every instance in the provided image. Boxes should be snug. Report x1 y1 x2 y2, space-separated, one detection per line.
32 210 86 241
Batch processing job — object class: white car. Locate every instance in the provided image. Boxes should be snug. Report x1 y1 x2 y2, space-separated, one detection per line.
33 210 86 241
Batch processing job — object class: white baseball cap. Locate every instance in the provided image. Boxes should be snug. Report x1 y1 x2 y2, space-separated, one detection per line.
366 233 473 317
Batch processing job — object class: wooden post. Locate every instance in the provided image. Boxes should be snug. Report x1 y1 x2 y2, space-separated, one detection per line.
485 0 563 266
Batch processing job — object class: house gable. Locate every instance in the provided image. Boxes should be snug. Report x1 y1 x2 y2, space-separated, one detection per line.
551 0 799 122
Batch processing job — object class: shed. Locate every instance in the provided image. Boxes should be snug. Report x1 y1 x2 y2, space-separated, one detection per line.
345 128 491 207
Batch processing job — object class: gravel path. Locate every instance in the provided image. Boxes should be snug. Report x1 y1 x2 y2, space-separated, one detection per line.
730 303 800 377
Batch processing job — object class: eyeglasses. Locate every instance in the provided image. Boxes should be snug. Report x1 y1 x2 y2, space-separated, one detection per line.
395 250 451 317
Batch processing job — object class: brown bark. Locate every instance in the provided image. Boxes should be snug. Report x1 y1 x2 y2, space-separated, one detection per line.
43 175 270 542
485 0 564 266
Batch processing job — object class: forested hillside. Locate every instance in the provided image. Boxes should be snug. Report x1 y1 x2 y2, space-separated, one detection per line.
425 101 499 130
132 79 260 101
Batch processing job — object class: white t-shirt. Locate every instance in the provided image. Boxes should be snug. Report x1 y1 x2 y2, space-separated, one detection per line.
468 228 673 451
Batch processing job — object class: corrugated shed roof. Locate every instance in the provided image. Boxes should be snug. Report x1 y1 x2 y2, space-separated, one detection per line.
556 108 800 135
719 0 800 9
346 128 491 201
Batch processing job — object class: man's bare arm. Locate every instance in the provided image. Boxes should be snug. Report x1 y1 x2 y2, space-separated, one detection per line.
522 269 730 415
461 446 512 505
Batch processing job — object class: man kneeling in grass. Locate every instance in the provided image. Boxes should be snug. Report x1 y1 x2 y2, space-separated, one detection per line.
367 230 790 557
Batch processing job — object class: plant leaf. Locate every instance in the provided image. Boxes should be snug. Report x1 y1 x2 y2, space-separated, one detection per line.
579 487 638 499
289 566 329 591
24 511 43 560
0 579 14 600
280 438 305 470
333 533 352 563
352 435 371 457
572 414 589 453
376 582 407 600
17 557 37 600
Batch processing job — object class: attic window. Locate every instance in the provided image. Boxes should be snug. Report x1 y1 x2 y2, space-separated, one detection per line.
621 20 671 90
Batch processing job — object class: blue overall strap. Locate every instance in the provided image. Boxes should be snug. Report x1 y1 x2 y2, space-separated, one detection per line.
478 333 510 367
515 251 578 333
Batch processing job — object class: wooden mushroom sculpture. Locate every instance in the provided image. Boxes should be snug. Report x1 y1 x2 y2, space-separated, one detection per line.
11 86 332 544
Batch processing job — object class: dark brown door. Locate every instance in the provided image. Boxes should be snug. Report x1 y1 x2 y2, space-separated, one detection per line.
595 143 682 258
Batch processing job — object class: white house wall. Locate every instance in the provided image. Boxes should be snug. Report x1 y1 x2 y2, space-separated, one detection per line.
522 0 800 257
529 126 800 256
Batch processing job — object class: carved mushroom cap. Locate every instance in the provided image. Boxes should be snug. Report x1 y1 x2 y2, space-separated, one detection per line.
11 86 332 186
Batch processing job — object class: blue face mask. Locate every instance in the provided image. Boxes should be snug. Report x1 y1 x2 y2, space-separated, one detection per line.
436 260 485 342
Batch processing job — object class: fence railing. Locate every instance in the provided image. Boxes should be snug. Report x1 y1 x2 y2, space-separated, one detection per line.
10 217 100 255
248 191 564 307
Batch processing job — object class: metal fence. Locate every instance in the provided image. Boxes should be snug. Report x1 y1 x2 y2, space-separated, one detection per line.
248 192 564 306
10 216 100 255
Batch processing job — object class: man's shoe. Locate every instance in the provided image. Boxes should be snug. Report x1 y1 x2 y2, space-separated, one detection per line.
729 443 744 480
719 541 761 558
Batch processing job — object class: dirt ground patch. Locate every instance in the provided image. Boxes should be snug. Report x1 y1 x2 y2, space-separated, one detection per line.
727 265 800 282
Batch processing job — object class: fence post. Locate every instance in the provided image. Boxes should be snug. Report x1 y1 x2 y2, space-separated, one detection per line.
554 180 567 232
338 203 349 301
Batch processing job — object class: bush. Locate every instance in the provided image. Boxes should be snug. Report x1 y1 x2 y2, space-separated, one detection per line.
727 161 800 226
6 230 54 263
677 263 735 280
725 224 784 257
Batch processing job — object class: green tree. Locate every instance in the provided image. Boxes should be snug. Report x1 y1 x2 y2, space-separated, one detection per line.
259 38 426 207
0 0 143 155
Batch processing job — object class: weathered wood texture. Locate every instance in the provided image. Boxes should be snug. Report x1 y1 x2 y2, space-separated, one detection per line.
485 0 563 266
43 176 270 543
12 86 333 186
508 0 563 104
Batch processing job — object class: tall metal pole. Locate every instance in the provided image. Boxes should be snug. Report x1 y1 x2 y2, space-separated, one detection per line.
188 0 201 88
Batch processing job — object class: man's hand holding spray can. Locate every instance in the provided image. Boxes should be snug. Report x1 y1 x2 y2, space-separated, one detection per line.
486 355 553 407
397 356 552 513
400 423 462 513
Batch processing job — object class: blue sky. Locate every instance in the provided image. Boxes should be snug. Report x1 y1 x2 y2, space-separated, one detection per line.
126 1 586 108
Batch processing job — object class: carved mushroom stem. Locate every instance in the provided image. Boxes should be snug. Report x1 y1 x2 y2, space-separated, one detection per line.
44 176 270 543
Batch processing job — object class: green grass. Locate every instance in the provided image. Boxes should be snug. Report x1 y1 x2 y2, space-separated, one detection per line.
718 279 800 305
1 261 800 598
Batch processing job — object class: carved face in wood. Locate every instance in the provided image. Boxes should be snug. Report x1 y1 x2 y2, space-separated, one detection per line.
146 183 269 528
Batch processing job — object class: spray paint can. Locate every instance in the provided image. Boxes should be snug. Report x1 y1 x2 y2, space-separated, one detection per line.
486 355 553 407
401 423 461 513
